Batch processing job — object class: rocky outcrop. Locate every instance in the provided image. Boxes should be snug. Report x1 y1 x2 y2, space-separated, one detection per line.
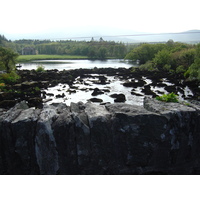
0 98 200 175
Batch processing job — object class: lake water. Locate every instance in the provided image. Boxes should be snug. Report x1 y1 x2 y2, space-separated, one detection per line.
19 59 134 70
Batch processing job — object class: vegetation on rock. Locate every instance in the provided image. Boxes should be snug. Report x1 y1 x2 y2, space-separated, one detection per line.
36 65 45 72
156 92 179 103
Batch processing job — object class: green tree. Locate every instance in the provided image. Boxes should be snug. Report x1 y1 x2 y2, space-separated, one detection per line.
88 46 97 59
97 47 107 59
153 49 172 70
0 46 19 73
184 44 200 80
125 43 165 64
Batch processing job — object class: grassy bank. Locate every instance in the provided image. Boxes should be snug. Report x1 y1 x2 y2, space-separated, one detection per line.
17 54 88 63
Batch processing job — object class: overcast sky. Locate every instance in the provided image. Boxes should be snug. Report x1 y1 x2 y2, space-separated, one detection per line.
1 0 200 39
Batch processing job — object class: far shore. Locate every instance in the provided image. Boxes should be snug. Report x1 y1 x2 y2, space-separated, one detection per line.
16 54 89 63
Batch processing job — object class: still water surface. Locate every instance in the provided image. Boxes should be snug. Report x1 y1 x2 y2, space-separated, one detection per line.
19 59 134 70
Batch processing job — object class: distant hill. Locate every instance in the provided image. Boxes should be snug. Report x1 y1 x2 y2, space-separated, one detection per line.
2 26 200 43
133 30 200 43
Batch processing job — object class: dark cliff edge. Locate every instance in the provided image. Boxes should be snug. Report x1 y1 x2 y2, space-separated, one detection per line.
0 98 200 175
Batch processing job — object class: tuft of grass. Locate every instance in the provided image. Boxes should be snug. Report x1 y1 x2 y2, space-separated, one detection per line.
156 92 179 103
36 65 45 72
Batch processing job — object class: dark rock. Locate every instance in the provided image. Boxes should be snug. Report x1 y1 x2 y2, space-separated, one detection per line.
165 85 177 93
102 89 110 93
123 79 145 88
68 89 76 94
131 91 143 96
0 100 17 109
28 97 43 108
110 93 126 102
46 93 54 97
89 98 103 103
98 75 108 84
55 93 65 98
141 85 157 97
91 88 104 96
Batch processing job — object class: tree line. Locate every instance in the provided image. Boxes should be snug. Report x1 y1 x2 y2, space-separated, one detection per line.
125 40 200 81
1 36 127 60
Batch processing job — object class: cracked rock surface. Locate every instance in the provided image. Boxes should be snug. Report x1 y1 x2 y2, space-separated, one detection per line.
0 98 200 174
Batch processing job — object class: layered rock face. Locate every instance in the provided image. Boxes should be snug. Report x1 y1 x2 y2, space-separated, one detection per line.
0 98 200 175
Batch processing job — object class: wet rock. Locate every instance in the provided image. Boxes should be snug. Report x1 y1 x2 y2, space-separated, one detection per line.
123 79 145 88
165 85 177 93
110 93 126 102
142 85 157 97
131 91 143 96
89 98 103 103
55 93 65 98
67 89 76 94
102 89 110 93
91 88 104 96
46 93 54 97
98 75 108 84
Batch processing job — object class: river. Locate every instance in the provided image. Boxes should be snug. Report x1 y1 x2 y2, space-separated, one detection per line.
18 59 193 106
19 59 134 70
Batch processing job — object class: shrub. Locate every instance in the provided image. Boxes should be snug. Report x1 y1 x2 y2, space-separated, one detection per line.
176 65 185 74
0 71 20 84
139 61 157 71
184 61 200 81
0 83 5 91
36 65 45 72
156 92 179 103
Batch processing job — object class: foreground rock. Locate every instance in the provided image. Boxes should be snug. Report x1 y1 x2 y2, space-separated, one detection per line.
0 98 200 175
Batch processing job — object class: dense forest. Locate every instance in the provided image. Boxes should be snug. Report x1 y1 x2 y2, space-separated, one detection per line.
125 40 200 81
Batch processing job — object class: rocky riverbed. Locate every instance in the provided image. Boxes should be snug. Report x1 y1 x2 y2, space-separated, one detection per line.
0 67 199 108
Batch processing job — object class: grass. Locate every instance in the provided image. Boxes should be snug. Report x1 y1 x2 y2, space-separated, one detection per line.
156 92 179 103
36 65 45 72
17 54 88 63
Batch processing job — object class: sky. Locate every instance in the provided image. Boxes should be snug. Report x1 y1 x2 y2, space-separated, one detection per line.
1 0 200 40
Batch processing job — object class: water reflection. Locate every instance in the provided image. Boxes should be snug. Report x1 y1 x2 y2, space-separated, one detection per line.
19 59 134 71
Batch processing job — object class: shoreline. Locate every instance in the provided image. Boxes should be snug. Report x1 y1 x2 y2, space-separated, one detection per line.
16 54 89 63
16 55 118 63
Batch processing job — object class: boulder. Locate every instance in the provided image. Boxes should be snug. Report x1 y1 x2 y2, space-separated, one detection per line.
91 88 104 96
89 98 103 103
110 93 126 102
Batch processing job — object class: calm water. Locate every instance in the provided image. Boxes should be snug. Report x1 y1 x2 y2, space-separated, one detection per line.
19 59 134 70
